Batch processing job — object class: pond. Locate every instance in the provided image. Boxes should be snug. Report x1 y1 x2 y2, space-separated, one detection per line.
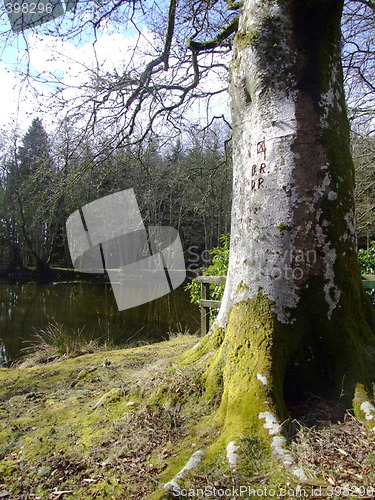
0 281 200 367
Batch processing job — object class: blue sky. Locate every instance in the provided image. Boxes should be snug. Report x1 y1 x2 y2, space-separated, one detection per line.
0 1 152 131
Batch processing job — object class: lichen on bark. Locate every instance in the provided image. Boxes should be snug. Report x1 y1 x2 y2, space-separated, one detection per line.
180 0 375 474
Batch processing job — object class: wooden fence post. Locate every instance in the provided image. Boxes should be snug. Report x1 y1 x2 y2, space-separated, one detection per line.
197 276 226 335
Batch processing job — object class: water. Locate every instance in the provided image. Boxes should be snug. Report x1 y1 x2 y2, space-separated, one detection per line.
0 281 199 367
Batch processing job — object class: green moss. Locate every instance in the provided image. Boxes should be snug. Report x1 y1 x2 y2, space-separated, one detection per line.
92 387 123 409
203 294 289 447
276 224 293 232
234 29 258 50
1 317 373 498
201 277 375 444
236 280 250 293
177 325 225 368
0 336 201 498
0 459 18 478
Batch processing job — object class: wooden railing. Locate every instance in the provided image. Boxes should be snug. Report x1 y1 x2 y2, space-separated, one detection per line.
197 274 375 336
362 274 375 290
197 276 226 336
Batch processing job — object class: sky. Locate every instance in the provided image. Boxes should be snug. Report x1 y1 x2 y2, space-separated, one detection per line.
0 4 230 139
0 0 373 140
0 23 148 131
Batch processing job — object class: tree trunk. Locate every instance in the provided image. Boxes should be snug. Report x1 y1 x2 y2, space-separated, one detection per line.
188 0 375 469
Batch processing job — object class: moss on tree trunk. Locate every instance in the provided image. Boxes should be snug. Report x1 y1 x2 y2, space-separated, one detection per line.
181 0 375 475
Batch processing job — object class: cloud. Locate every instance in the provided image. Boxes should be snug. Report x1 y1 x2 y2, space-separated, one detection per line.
0 28 230 135
0 61 39 132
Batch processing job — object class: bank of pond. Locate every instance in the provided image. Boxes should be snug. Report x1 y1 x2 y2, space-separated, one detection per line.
0 277 199 367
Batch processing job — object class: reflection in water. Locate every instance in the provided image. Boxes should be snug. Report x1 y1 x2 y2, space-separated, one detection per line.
0 282 199 367
0 341 9 367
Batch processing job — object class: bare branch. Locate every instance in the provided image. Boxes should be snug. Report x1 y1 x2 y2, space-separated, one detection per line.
187 16 239 52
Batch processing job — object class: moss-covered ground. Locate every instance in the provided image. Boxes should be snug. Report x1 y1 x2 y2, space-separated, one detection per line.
0 335 374 499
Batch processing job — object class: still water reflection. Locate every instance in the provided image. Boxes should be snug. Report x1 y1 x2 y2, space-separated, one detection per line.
0 281 199 367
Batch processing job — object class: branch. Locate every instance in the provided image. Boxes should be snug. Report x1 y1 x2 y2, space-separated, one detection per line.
354 0 375 10
125 0 178 108
187 16 239 52
163 0 178 70
226 0 243 10
357 204 375 220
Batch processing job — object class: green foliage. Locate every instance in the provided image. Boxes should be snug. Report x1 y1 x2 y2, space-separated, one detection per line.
185 235 229 321
358 242 375 274
358 242 375 304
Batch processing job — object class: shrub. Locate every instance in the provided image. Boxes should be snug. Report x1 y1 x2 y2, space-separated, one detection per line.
358 242 375 305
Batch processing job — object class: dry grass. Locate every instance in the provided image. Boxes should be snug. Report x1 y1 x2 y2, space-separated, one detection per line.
15 321 108 367
15 321 196 368
1 339 375 499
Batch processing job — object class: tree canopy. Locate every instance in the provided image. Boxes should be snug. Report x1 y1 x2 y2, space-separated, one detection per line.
0 1 373 147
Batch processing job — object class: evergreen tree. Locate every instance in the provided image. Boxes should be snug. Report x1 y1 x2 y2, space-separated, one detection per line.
17 118 57 272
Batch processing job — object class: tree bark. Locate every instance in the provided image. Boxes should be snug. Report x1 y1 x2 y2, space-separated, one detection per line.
187 0 375 468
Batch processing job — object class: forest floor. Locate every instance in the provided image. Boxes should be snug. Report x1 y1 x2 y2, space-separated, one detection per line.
0 335 374 499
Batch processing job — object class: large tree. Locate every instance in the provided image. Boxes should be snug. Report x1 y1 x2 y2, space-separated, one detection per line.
188 0 375 469
1 0 375 478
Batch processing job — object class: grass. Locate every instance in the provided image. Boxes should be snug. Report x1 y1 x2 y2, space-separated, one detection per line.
15 321 112 367
0 335 204 499
0 336 374 499
15 321 198 368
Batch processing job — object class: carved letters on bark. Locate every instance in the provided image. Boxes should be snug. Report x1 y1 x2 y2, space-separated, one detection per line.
251 139 268 191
